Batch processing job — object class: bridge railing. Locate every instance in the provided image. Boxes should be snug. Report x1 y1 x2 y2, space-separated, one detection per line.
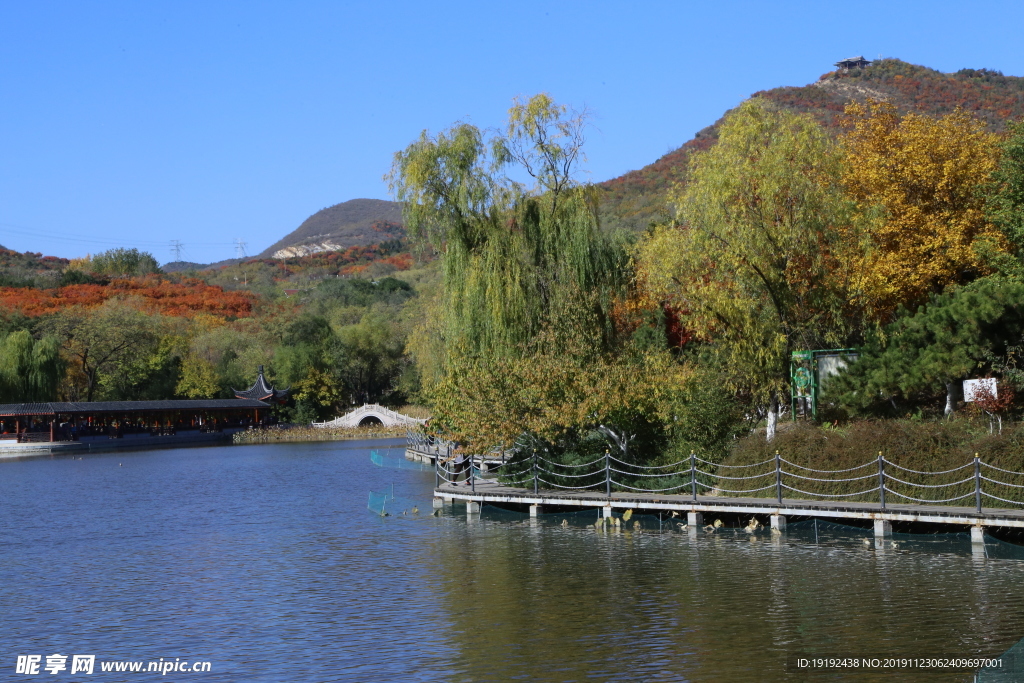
437 449 1024 512
406 430 456 457
312 404 427 428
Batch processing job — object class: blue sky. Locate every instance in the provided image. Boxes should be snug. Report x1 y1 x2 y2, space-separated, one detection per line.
2 1 1023 264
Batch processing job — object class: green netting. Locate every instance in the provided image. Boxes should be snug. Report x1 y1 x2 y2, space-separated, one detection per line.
370 449 433 471
982 535 1024 561
472 505 698 531
784 518 1024 560
367 485 428 517
368 489 390 516
477 505 603 525
978 637 1024 681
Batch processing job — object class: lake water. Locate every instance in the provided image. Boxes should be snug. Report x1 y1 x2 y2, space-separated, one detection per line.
3 440 1024 682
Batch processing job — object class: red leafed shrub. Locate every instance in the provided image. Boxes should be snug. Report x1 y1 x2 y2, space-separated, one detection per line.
0 276 257 318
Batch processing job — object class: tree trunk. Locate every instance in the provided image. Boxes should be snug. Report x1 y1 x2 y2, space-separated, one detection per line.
598 424 632 460
766 394 779 442
944 381 958 417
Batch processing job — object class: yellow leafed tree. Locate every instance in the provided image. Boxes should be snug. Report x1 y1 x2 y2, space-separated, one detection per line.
635 99 868 440
841 100 1004 317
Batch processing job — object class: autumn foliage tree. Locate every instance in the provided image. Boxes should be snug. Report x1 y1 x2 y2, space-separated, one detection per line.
429 311 689 460
636 99 868 440
840 100 1004 317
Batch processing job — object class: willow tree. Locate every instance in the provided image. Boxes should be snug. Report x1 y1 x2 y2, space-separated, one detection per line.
0 330 63 402
636 99 868 440
387 94 625 361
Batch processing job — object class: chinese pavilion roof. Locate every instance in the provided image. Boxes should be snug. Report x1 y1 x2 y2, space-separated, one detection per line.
834 56 872 67
233 366 290 403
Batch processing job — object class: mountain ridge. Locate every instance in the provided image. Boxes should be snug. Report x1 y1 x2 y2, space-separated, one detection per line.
257 198 404 259
10 59 1024 272
597 58 1024 231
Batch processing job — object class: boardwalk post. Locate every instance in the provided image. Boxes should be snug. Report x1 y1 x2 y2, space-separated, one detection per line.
605 449 611 498
532 450 538 495
878 452 886 510
690 451 697 502
775 450 782 505
435 450 440 488
975 453 982 514
471 454 476 493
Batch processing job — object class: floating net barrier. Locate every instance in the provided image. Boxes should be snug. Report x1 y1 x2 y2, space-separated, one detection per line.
367 489 391 516
492 506 605 525
366 485 428 517
979 636 1024 681
474 504 696 531
370 449 433 471
982 535 1024 561
783 518 1024 559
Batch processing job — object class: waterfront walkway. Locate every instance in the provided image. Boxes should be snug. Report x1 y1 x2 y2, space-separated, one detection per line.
435 478 1024 538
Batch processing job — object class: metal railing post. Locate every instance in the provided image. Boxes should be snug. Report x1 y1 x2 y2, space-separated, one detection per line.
974 453 982 514
605 449 611 498
533 449 538 495
690 450 697 502
775 450 782 505
878 452 886 510
471 454 476 493
435 450 440 488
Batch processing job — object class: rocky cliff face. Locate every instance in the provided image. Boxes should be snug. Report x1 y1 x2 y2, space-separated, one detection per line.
273 240 361 259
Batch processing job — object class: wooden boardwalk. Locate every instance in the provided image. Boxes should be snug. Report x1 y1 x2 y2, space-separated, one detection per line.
435 478 1024 534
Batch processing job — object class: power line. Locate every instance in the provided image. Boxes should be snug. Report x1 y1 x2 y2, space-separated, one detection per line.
0 222 236 248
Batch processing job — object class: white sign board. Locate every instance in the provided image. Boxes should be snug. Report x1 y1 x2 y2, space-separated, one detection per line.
964 378 998 402
816 352 858 387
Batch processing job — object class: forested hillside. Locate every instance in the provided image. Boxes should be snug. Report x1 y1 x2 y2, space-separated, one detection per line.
0 243 436 413
257 198 404 258
599 58 1024 231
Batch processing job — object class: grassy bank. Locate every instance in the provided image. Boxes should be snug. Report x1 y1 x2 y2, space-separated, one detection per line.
713 419 1024 505
233 424 408 444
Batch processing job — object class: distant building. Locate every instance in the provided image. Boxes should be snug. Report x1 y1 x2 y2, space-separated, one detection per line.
834 55 872 71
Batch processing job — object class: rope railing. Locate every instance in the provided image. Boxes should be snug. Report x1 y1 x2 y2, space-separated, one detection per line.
608 455 692 469
781 483 882 498
883 473 976 489
883 490 977 504
782 470 878 483
981 461 1024 475
880 461 974 476
779 458 876 473
695 456 775 469
421 435 1024 512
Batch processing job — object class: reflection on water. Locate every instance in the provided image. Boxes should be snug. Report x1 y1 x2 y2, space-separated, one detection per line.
2 441 1024 682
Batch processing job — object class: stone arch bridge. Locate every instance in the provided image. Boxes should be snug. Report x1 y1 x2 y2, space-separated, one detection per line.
312 404 426 429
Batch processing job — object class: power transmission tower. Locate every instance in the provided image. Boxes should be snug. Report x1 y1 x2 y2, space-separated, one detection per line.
234 238 248 260
170 240 184 262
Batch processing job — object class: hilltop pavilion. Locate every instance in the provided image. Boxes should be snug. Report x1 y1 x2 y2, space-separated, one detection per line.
834 56 872 71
